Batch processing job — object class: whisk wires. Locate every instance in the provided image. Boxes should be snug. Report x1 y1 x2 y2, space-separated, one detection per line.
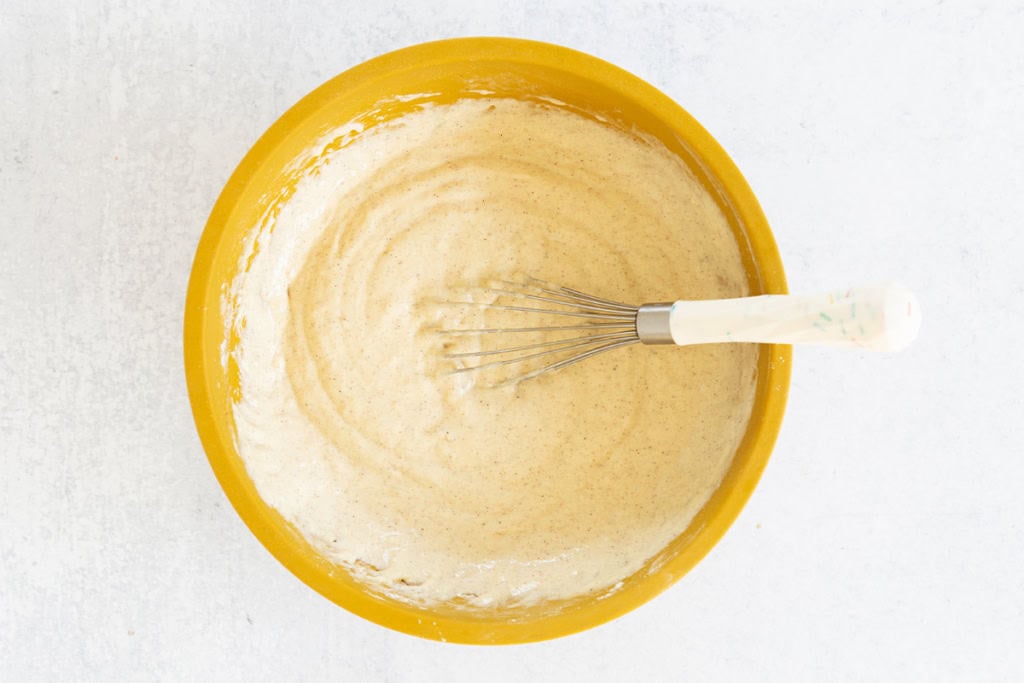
437 278 641 384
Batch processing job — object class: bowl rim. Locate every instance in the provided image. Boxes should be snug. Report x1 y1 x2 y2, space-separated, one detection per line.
184 36 791 644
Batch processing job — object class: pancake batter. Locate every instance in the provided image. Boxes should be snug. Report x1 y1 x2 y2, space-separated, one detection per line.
227 97 758 608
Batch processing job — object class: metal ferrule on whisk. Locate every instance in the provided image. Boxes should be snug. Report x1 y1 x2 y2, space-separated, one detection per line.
635 303 675 345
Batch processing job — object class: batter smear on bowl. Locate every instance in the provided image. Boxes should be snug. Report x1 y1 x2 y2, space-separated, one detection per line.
227 97 757 608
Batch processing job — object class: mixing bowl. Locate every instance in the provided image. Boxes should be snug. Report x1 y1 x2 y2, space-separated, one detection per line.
183 37 790 643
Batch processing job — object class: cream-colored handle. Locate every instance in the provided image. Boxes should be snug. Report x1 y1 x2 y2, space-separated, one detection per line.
668 284 921 351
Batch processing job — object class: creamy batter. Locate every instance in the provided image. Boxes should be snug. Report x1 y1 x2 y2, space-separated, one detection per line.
228 98 758 608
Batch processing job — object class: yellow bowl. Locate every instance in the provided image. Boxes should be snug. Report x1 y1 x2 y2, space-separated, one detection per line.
184 37 790 644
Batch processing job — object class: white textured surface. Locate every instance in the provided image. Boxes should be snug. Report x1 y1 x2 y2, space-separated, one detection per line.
2 1 1022 679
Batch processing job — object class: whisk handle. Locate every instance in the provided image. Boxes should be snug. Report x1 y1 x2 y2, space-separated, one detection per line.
665 284 920 351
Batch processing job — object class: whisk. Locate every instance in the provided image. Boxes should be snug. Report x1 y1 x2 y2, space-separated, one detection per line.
438 278 920 384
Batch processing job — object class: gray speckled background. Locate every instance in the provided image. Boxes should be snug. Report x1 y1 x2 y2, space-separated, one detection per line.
2 1 1022 679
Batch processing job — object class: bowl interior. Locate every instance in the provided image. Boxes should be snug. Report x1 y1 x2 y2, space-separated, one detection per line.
184 37 790 644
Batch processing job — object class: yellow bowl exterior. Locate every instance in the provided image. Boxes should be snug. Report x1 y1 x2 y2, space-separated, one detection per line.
183 37 791 644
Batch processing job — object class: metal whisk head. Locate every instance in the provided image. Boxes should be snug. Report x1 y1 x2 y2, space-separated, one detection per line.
436 278 670 385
